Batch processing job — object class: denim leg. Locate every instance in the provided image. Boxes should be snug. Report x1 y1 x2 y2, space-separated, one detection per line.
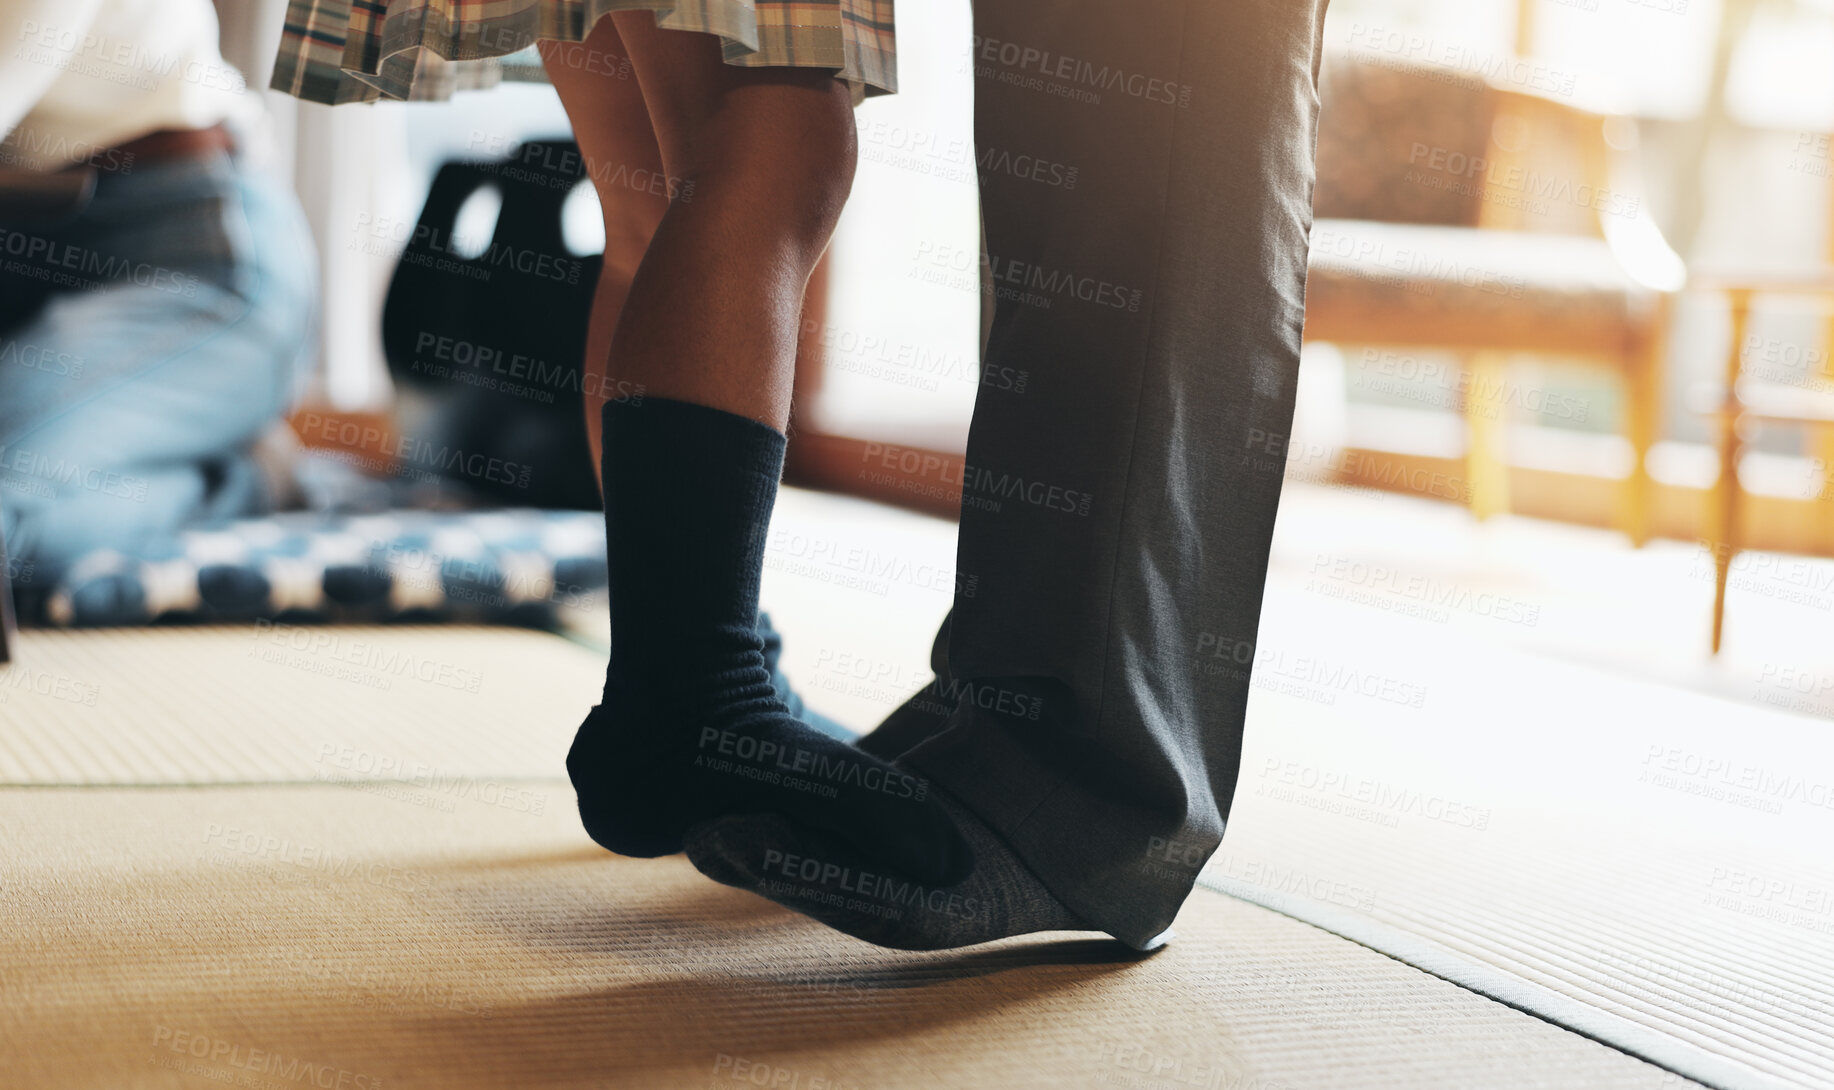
0 155 317 600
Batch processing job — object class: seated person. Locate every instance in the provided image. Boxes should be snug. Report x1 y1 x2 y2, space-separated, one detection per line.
0 0 316 616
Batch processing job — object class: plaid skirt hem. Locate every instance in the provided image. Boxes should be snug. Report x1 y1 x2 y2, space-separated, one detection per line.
724 17 893 98
270 0 895 107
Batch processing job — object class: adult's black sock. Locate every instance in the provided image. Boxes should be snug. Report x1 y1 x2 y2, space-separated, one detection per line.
567 397 970 884
686 794 1174 952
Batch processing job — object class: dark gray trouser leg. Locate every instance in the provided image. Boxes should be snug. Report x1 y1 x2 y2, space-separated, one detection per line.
884 0 1331 948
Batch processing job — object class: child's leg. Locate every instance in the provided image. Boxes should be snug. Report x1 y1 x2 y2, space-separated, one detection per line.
587 10 855 430
540 15 964 882
541 14 843 461
539 19 668 471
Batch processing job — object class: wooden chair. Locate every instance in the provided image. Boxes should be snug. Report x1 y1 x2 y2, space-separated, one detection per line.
1691 269 1834 652
1304 51 1681 544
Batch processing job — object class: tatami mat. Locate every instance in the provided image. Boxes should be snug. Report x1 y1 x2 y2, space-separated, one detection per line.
1 785 1697 1090
6 484 1827 1088
1204 571 1834 1090
0 626 602 785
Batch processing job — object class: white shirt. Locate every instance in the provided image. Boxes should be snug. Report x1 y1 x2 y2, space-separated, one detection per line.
0 0 259 171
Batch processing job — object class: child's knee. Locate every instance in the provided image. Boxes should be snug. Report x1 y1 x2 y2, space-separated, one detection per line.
690 93 858 245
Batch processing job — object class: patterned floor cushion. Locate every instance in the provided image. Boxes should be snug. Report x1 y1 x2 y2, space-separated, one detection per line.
45 509 608 629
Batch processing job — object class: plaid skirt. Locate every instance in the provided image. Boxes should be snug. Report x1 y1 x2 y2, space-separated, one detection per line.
270 0 896 106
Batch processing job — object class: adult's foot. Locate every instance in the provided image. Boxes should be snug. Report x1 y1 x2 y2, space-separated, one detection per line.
685 791 1174 952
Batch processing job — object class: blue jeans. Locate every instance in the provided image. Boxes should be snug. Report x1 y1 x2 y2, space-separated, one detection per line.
0 151 317 607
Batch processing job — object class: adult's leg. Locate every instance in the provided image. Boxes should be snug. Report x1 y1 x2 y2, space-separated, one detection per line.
892 0 1334 947
0 154 316 609
542 14 968 881
702 0 1334 949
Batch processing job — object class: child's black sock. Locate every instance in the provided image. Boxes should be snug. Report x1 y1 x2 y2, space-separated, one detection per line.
568 397 970 884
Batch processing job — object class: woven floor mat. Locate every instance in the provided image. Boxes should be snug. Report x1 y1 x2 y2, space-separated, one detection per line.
0 626 602 785
0 785 1695 1090
1205 586 1834 1090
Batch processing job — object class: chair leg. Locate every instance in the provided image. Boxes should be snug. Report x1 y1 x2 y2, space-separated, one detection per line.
1464 351 1511 521
1711 290 1753 655
1624 307 1668 549
1712 441 1741 656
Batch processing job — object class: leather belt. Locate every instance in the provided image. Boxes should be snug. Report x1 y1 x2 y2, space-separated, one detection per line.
109 123 235 165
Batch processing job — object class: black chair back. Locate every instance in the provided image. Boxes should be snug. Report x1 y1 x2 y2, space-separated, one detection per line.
381 139 603 509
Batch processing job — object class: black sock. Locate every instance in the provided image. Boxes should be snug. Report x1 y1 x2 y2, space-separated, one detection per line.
686 793 1174 952
568 397 970 884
